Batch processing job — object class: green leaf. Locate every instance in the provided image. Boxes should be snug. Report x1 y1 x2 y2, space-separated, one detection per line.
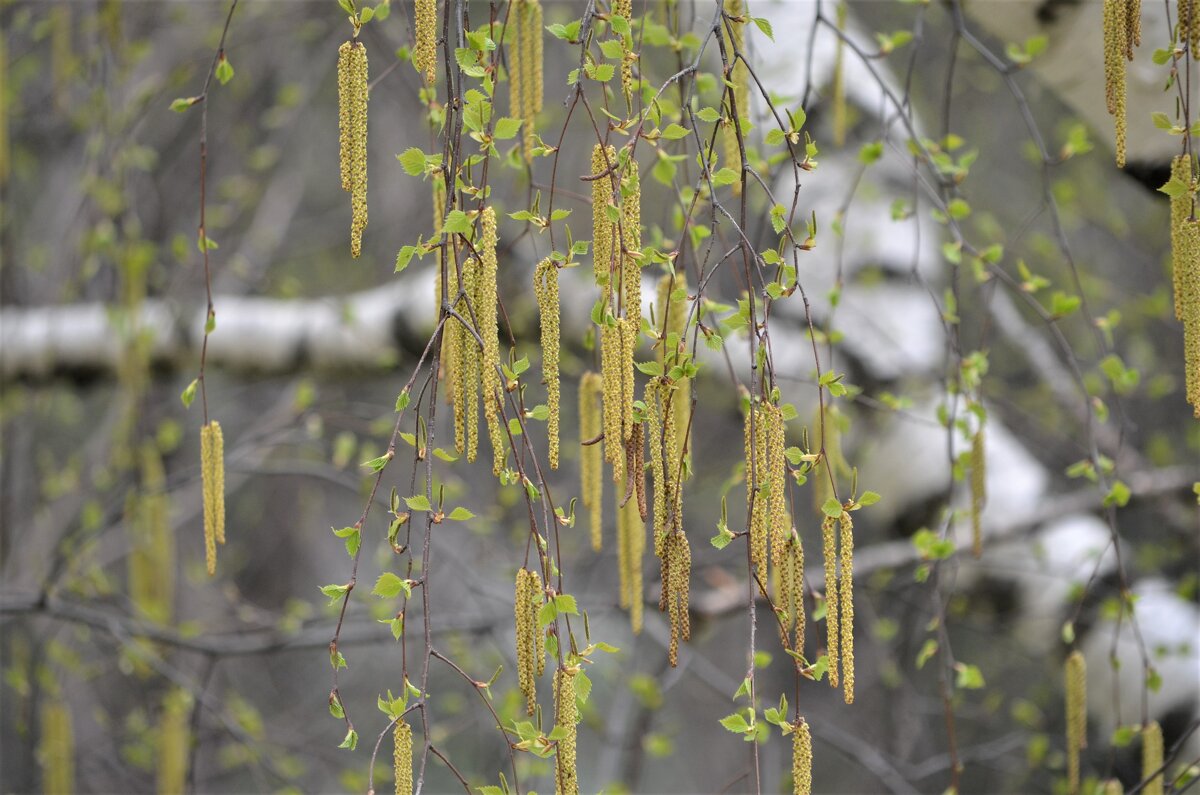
635 360 664 376
180 379 198 408
170 96 199 112
859 141 884 165
711 167 739 186
329 694 345 719
397 148 427 176
395 245 419 273
820 498 842 518
718 712 750 733
373 572 412 599
954 663 985 690
695 106 721 124
553 594 579 615
405 495 432 512
442 210 473 235
916 638 938 669
857 491 882 507
338 728 359 750
660 123 690 140
751 17 774 40
362 454 390 473
447 506 475 521
493 117 523 140
320 584 350 605
1103 480 1131 508
395 390 411 411
215 56 235 86
331 525 361 558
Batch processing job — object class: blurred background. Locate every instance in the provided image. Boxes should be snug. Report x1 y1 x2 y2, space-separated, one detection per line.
1 1 1197 793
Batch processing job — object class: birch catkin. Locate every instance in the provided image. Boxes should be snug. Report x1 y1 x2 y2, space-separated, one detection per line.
39 699 74 795
822 513 840 689
792 718 813 795
515 568 538 715
413 0 437 85
478 207 506 476
1170 155 1200 417
554 669 580 795
580 371 604 551
200 420 225 576
157 689 189 795
614 0 634 109
838 510 855 705
591 144 618 295
394 719 413 795
621 165 642 337
455 258 480 462
1102 0 1127 167
1065 650 1087 795
535 258 561 468
337 40 369 256
1143 720 1164 795
618 481 645 633
662 529 692 667
510 0 544 161
657 274 690 471
601 321 626 486
722 0 747 195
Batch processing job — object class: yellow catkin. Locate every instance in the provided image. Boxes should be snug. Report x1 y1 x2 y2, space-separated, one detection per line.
1180 0 1200 60
631 419 647 520
1065 650 1087 795
535 258 561 469
1143 720 1164 795
414 0 437 85
459 258 481 462
722 0 747 195
438 207 458 401
970 425 986 558
338 41 369 256
838 510 855 705
591 144 618 296
515 568 537 714
662 529 691 666
621 165 642 338
822 513 840 689
657 274 690 472
581 372 605 551
792 718 813 795
200 420 225 576
1171 155 1200 416
394 719 413 795
39 698 74 795
478 207 505 476
601 322 626 486
129 442 174 624
1102 0 1127 167
646 379 667 553
0 36 9 186
831 2 847 148
554 668 579 795
532 570 546 678
619 318 634 441
617 483 644 633
613 0 634 110
1126 0 1141 55
511 0 544 160
1101 780 1124 795
157 689 189 795
744 403 769 581
774 525 804 653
